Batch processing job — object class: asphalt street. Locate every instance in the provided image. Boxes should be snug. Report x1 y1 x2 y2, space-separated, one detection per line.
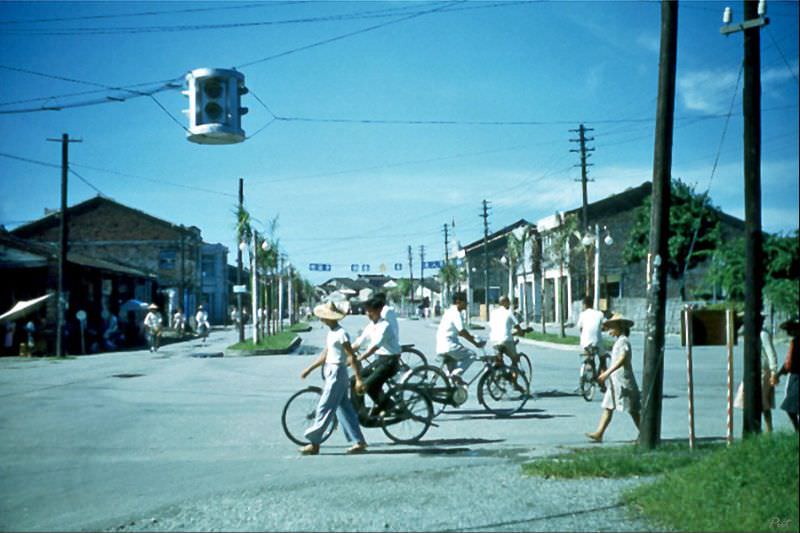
0 315 793 531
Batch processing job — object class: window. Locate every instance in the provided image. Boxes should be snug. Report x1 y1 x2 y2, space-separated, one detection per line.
159 250 177 270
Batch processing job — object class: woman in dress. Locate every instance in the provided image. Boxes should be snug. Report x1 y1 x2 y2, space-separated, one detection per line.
586 313 641 442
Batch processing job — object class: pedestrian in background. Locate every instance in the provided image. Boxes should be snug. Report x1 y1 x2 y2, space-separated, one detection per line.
772 317 799 432
734 313 779 431
195 305 210 343
299 302 367 455
586 313 641 443
143 304 163 352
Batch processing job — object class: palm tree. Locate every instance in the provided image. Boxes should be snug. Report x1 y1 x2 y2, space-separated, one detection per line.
505 232 524 307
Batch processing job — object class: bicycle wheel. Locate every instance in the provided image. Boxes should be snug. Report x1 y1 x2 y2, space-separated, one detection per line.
579 362 596 402
500 352 532 391
398 346 428 373
477 365 529 417
281 387 337 446
400 364 451 417
380 385 433 444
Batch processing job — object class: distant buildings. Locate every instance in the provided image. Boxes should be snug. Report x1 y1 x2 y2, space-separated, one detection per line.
2 196 231 354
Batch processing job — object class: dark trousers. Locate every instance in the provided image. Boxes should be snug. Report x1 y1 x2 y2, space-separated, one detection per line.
361 355 400 408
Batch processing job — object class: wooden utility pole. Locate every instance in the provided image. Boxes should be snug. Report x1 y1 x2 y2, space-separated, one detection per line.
47 133 81 357
237 178 245 342
640 0 678 450
419 245 425 307
481 199 491 320
408 245 414 306
741 0 765 435
443 223 450 305
570 124 595 298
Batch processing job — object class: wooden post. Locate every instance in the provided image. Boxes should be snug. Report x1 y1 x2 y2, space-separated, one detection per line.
726 308 735 446
684 306 696 450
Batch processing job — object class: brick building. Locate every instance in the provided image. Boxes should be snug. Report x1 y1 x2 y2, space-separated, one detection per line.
11 196 227 323
0 230 155 354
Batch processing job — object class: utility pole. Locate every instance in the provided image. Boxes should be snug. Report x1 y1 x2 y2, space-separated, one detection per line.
237 178 245 342
47 133 81 357
251 230 258 344
443 223 450 305
570 124 594 298
419 244 426 308
721 0 769 435
408 245 415 307
278 254 285 332
481 200 491 320
640 0 678 450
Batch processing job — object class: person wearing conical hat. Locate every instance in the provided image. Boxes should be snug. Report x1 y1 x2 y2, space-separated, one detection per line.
771 317 800 431
299 302 367 455
586 312 641 443
143 304 163 353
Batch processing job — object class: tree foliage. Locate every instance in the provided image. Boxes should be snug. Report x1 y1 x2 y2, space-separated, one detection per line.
624 179 723 280
706 230 800 314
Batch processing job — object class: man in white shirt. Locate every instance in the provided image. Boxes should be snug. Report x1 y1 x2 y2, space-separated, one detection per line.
436 291 485 380
577 296 607 374
374 292 399 342
489 296 528 367
143 304 163 352
353 297 401 416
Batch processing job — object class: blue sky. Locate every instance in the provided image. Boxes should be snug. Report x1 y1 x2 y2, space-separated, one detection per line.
0 0 797 284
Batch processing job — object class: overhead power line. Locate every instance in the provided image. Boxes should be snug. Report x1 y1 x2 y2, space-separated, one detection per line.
0 2 287 25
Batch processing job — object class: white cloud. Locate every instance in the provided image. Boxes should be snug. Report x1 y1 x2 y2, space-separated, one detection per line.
678 68 740 114
636 32 660 54
678 59 799 114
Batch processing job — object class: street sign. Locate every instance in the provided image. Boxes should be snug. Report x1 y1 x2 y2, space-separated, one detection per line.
308 263 331 272
361 264 370 272
233 284 248 293
351 264 359 272
394 263 403 271
423 260 443 269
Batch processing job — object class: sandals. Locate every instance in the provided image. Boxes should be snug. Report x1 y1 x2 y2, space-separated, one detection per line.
299 444 319 455
346 442 368 454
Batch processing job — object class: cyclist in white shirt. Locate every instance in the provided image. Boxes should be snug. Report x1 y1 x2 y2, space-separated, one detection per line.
195 305 210 343
353 297 401 416
578 295 606 360
489 296 528 368
374 292 399 341
436 291 485 381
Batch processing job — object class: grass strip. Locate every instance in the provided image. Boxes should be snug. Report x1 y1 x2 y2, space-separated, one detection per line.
289 322 311 332
522 330 580 345
227 330 297 352
521 440 717 479
625 432 799 532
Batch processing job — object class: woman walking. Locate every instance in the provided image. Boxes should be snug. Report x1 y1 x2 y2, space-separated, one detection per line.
586 313 641 442
299 302 368 455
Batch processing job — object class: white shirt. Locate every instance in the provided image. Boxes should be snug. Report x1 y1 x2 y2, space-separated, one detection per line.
577 308 604 349
436 305 465 354
355 318 400 356
325 326 351 365
195 310 209 325
489 306 519 343
381 305 400 342
144 312 162 329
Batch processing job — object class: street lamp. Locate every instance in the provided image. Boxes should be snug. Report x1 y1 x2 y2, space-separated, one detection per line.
589 224 614 310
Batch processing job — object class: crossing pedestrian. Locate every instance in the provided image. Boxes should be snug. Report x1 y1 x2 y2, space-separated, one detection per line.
299 302 367 455
586 313 641 442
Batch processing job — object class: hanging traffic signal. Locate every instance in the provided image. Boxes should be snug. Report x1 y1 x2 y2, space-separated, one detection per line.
183 68 248 145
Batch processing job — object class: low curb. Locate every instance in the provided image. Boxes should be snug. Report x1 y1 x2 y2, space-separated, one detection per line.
225 335 302 357
517 337 579 353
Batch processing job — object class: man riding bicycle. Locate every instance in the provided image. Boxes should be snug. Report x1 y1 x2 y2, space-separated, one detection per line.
489 296 530 367
436 291 485 383
577 296 607 386
353 297 402 417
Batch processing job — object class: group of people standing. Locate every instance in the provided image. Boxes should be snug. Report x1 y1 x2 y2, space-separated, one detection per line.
142 303 210 352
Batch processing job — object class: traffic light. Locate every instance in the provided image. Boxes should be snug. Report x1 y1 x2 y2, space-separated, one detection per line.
183 68 249 145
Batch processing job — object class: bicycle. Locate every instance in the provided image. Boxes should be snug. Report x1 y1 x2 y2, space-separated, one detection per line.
318 344 427 381
578 346 609 401
492 339 533 393
400 342 529 418
282 361 434 446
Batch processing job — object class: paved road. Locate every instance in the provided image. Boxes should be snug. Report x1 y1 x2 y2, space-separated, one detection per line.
0 316 792 531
